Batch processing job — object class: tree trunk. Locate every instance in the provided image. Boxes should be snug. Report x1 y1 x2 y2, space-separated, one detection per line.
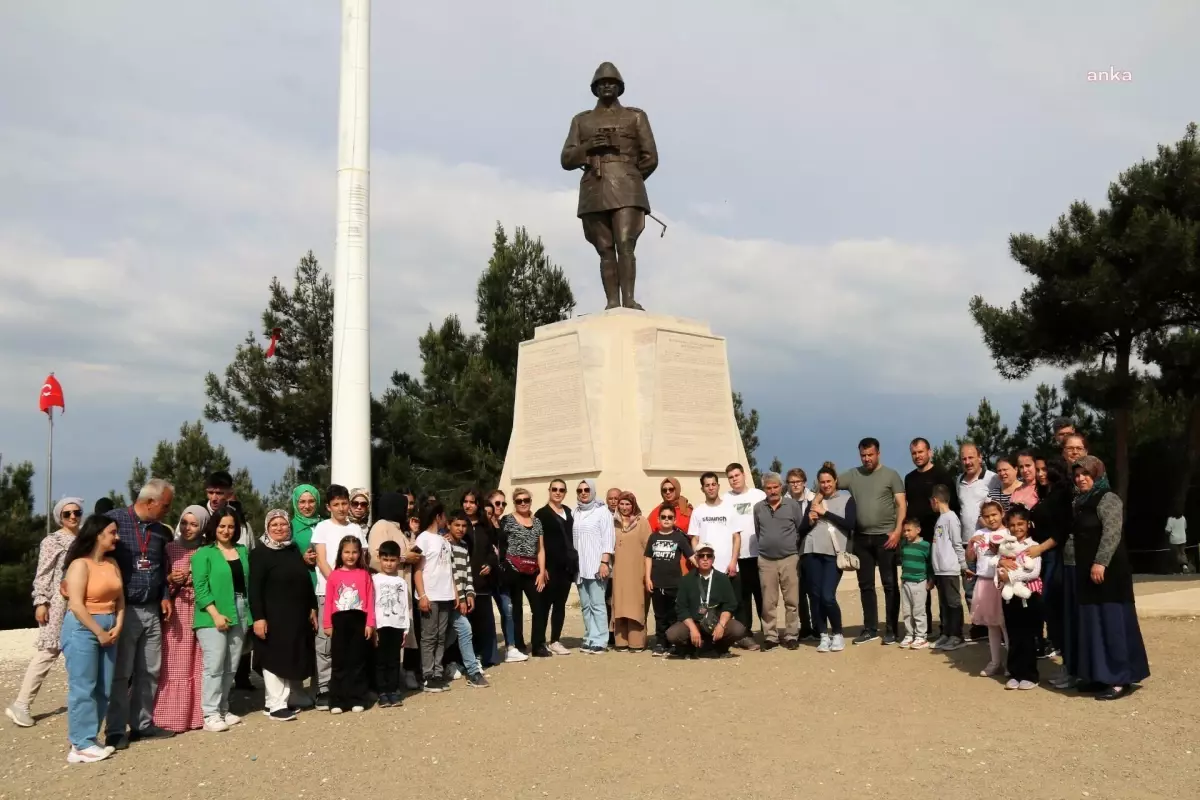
1114 341 1132 503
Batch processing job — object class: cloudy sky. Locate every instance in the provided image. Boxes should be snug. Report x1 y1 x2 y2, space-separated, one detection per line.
1 1 1194 510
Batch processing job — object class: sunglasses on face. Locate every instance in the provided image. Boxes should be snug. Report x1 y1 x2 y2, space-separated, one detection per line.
62 510 83 519
550 487 566 493
697 552 714 559
515 498 531 505
661 486 675 494
492 501 507 509
576 488 589 495
350 501 368 508
659 515 675 522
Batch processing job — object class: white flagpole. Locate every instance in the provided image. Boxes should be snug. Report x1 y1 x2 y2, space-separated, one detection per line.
45 408 54 533
330 0 372 491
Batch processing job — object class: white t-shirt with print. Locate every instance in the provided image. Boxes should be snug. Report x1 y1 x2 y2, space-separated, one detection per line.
415 531 455 603
690 500 738 574
312 519 367 597
724 488 766 559
372 572 412 630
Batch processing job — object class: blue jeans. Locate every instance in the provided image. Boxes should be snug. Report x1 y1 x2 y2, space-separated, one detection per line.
578 578 608 648
61 612 117 750
494 589 515 648
805 554 843 635
195 596 248 717
451 609 482 677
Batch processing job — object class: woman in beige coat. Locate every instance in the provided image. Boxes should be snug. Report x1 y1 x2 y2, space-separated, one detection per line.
612 492 651 651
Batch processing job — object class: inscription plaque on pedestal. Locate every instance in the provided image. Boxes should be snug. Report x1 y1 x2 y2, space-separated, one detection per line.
509 333 597 479
648 331 736 471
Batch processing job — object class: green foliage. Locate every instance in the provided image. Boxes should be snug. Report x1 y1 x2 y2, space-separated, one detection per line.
374 224 576 499
768 456 783 475
120 421 266 531
969 123 1200 499
956 398 1009 468
0 461 46 630
204 251 333 482
732 391 761 484
931 441 959 477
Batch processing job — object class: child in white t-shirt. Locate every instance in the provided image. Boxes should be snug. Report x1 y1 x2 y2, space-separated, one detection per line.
413 503 455 693
372 539 411 707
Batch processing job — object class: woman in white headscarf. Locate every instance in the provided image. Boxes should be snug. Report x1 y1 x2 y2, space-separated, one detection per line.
573 479 615 653
152 504 209 733
250 509 318 720
5 497 84 727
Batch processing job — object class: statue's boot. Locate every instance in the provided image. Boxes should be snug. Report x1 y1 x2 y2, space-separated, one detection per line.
601 257 621 309
618 250 644 310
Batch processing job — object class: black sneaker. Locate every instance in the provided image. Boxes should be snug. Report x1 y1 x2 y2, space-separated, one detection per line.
782 639 800 651
377 694 393 708
762 640 780 652
853 629 879 645
105 733 129 751
130 725 175 741
422 680 444 694
314 692 331 710
269 708 297 722
531 645 552 658
968 624 989 641
467 672 491 688
881 632 898 646
652 644 666 657
799 628 817 642
391 693 404 707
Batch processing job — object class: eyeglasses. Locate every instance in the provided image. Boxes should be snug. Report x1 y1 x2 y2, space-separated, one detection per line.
550 487 566 493
62 510 82 519
514 498 531 505
350 501 368 508
659 516 675 522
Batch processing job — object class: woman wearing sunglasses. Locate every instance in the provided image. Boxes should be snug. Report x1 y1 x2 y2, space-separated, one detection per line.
499 489 547 657
7 497 85 728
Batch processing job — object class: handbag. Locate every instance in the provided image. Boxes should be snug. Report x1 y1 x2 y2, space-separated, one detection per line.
505 553 540 576
833 529 859 572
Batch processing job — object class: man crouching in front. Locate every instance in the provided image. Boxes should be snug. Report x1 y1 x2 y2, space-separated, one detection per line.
667 543 745 658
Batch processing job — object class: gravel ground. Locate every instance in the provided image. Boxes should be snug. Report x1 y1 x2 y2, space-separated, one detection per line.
0 592 1196 800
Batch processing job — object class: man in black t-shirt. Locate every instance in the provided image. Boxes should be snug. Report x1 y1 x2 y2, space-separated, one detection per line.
644 507 695 656
905 438 960 639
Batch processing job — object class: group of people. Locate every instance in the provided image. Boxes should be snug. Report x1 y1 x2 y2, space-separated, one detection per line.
6 420 1153 764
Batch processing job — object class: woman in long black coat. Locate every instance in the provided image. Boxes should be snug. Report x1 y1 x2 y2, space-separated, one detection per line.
250 509 318 721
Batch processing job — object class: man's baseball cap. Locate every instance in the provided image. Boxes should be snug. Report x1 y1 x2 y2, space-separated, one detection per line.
696 543 716 554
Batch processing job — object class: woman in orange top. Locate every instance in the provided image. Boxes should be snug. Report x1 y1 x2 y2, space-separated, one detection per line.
649 477 693 534
61 514 125 764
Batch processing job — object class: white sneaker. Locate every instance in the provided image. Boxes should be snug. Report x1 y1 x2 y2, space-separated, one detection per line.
816 634 831 653
547 641 571 656
830 633 845 652
222 712 242 727
899 635 914 648
447 664 463 681
1018 680 1037 690
350 705 365 713
910 638 930 650
330 707 344 714
929 635 950 651
505 647 529 663
67 745 111 764
1005 678 1020 690
203 715 229 732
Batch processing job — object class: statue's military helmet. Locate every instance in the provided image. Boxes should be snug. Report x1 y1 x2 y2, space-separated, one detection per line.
590 62 625 96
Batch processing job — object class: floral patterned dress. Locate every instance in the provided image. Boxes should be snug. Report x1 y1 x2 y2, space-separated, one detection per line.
34 530 74 652
152 541 204 732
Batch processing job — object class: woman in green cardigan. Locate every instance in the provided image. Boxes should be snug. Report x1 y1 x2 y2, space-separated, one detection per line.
193 508 253 733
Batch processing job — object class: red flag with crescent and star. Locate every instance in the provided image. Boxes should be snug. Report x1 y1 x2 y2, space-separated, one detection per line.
39 373 65 415
265 327 282 358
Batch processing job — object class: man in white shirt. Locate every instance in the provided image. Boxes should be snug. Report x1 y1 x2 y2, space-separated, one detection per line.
689 472 741 577
724 462 766 650
956 443 999 640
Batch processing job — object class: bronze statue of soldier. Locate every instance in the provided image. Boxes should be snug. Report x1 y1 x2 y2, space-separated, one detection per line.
561 62 659 311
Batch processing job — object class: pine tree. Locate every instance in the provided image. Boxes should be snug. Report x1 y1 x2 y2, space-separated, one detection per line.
732 391 761 484
204 252 333 481
931 441 959 477
1009 383 1061 454
0 461 46 629
956 397 1010 468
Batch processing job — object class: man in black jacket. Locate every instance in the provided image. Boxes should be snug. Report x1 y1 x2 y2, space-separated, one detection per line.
534 480 579 657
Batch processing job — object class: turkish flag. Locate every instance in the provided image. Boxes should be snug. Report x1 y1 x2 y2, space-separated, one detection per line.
39 373 65 414
265 327 282 358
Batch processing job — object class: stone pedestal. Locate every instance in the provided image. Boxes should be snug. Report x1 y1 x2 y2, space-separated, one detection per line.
497 309 752 509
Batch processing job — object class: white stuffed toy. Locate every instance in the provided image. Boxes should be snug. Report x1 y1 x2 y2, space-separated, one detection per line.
995 532 1033 601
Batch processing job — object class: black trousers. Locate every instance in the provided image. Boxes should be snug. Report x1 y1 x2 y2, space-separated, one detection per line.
544 576 572 643
733 558 763 633
374 627 405 694
796 554 813 634
506 569 544 651
403 605 422 673
1002 593 1042 683
330 610 369 710
650 588 678 643
853 533 900 635
935 575 963 638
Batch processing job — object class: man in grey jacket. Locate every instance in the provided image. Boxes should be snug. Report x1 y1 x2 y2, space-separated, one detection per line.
753 473 806 650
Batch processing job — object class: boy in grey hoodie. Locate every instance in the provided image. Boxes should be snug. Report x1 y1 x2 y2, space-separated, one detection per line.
929 484 967 651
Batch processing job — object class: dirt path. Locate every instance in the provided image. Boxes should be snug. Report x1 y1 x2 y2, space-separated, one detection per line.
1 599 1195 800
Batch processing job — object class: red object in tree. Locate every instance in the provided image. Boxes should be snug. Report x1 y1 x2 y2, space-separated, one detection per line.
265 328 283 358
39 373 65 415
